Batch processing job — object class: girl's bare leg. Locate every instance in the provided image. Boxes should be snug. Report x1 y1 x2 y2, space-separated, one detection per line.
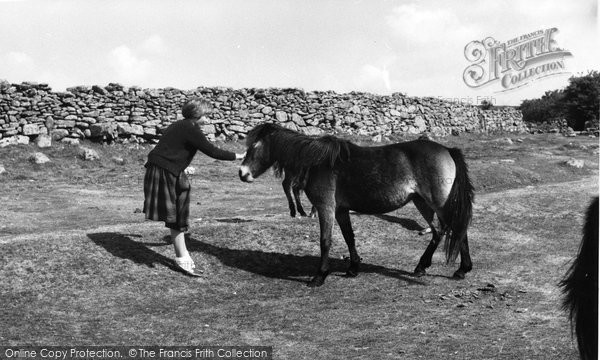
171 229 189 258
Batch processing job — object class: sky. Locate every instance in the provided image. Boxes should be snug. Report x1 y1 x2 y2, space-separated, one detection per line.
0 0 598 106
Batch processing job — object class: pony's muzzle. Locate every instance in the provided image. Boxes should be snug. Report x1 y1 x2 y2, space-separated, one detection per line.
238 166 254 183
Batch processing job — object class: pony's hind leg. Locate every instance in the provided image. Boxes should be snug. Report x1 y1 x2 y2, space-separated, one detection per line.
413 196 472 279
413 197 444 277
453 233 472 279
335 208 361 277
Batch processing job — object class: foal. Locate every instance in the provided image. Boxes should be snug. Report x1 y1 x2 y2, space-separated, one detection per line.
279 167 317 218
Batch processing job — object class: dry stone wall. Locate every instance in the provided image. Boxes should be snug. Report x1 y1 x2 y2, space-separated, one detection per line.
0 80 526 145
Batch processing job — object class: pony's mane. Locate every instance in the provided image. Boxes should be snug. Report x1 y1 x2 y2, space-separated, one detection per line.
246 123 351 175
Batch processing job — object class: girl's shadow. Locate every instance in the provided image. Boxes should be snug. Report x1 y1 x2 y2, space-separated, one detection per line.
87 232 187 275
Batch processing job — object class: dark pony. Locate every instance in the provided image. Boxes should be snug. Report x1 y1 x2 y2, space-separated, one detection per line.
560 196 598 360
240 123 474 287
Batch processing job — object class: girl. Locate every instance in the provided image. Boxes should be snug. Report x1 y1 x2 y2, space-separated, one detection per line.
143 98 245 276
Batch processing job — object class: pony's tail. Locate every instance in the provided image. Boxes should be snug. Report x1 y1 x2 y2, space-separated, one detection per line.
443 148 474 263
560 196 598 360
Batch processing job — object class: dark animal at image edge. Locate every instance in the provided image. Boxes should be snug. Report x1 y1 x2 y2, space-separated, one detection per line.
239 123 474 287
560 196 599 360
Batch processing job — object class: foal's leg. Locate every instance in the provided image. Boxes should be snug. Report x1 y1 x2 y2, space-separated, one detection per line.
292 186 308 217
453 233 472 279
282 176 296 217
413 197 444 276
308 206 335 287
335 208 361 277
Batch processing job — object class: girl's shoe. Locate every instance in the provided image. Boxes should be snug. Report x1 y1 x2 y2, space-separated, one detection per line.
175 256 203 277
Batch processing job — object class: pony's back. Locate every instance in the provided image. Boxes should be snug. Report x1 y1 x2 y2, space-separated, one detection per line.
561 196 599 360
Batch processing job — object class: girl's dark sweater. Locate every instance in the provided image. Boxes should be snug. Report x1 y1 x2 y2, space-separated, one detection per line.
146 119 236 175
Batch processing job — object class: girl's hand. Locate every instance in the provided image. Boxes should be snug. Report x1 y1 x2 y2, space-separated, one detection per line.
235 152 246 160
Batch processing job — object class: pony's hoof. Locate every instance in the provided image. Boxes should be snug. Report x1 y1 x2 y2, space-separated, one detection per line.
346 262 360 277
413 266 426 277
452 270 466 280
308 271 329 287
307 276 325 287
345 269 359 277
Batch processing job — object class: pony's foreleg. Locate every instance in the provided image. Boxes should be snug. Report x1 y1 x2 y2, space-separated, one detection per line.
453 233 472 279
292 186 308 217
282 176 297 217
308 207 335 287
335 208 361 277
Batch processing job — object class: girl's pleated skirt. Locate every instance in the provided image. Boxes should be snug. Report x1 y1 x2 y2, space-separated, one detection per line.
143 164 191 232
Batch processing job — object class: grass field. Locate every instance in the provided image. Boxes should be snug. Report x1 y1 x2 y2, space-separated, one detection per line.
1 132 598 359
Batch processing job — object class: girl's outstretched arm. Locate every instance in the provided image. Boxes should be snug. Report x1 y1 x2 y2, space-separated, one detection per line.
188 122 237 160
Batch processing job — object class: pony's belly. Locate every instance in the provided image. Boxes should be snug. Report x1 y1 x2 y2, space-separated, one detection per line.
341 183 415 214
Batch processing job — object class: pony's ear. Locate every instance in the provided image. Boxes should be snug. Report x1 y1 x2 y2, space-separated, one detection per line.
247 123 278 146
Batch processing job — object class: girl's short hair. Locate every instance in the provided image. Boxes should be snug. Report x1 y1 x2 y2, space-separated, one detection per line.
182 98 213 119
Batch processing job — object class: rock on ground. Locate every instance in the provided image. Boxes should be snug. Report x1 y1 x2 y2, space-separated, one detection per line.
78 147 100 161
112 156 126 165
28 152 51 164
36 134 52 148
564 158 584 169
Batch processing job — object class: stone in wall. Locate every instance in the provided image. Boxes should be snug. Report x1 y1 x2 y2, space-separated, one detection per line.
90 122 117 138
116 122 144 136
303 126 323 136
50 129 69 140
275 111 287 122
22 123 41 135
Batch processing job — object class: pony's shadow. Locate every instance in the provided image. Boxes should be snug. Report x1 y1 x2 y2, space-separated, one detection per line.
87 232 425 285
354 213 426 232
184 236 425 285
